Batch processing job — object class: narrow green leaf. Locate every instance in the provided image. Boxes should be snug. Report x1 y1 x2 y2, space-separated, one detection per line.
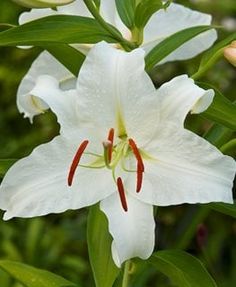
0 159 17 178
192 33 236 79
198 82 236 130
220 138 236 156
87 204 120 287
150 250 217 287
134 0 163 29
0 15 117 47
44 44 85 76
203 124 233 148
115 0 136 29
145 25 214 71
209 202 236 219
0 260 77 287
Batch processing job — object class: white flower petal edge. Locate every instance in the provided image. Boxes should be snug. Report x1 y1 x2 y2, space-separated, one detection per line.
17 51 75 122
30 75 79 136
100 193 155 267
19 0 90 25
132 122 236 206
143 3 217 63
76 41 159 146
0 135 114 220
157 75 214 127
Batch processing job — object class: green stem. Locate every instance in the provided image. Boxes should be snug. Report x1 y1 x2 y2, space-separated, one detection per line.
83 0 136 51
122 260 131 287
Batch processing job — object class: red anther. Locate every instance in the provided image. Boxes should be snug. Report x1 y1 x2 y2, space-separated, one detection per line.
68 140 89 186
107 128 114 162
128 139 144 172
117 177 128 212
128 139 144 193
136 164 143 193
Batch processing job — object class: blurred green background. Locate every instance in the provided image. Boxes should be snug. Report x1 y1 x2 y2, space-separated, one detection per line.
0 0 235 286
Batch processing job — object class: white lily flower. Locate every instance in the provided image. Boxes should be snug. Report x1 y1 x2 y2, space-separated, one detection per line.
19 0 217 61
17 1 217 120
17 51 76 122
13 0 75 8
1 42 235 267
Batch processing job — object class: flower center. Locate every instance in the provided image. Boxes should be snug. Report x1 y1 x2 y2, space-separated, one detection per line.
67 128 146 212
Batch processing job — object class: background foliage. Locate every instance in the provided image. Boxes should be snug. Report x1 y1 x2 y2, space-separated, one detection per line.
0 0 235 286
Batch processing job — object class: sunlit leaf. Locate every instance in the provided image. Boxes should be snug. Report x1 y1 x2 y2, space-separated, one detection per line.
0 260 77 287
145 25 214 71
0 15 118 47
115 0 136 29
134 0 163 29
150 250 217 287
87 204 120 287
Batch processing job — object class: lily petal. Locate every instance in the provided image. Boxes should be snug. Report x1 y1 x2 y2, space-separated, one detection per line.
100 0 131 40
143 3 217 63
133 123 236 206
76 42 159 145
100 192 155 267
156 75 214 126
30 75 79 135
19 1 90 25
17 51 75 122
0 135 114 220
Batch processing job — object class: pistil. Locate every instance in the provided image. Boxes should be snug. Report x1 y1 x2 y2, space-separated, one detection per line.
107 128 114 162
68 140 89 186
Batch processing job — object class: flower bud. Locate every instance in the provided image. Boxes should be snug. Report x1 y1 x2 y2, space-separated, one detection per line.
224 40 236 67
12 0 75 8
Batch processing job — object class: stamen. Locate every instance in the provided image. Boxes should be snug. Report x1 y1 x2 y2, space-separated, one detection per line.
128 139 145 193
68 140 89 186
107 128 114 162
117 177 128 212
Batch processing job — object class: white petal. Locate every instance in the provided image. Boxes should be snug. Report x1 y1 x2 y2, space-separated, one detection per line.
100 0 131 40
29 75 80 135
100 193 155 267
17 51 75 122
76 42 159 145
143 3 217 63
57 0 91 16
19 8 56 25
156 75 214 126
0 135 114 220
19 1 91 25
133 123 236 206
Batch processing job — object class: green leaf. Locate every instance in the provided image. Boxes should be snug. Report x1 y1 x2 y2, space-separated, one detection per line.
145 25 214 71
209 202 236 219
0 159 16 178
44 44 85 76
0 15 117 47
0 260 77 287
134 0 163 29
115 0 136 29
87 204 120 287
198 82 236 130
192 32 236 80
150 250 217 287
